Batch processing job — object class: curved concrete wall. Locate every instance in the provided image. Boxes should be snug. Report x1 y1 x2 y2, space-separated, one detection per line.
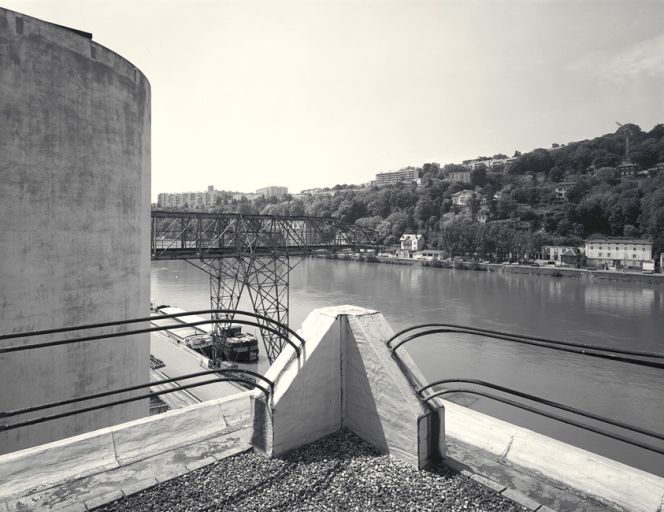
0 7 151 453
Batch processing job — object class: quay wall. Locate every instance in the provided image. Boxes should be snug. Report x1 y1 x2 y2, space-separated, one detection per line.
0 7 151 453
315 254 664 286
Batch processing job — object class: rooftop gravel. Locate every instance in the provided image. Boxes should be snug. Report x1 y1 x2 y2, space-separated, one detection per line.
92 429 529 512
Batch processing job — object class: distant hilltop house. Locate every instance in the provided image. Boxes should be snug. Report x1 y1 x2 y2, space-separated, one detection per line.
232 192 261 202
617 161 638 177
399 233 424 258
448 168 472 183
584 238 653 270
256 186 288 198
476 208 489 224
555 182 575 200
157 185 220 209
452 190 474 207
641 161 664 178
299 188 335 197
463 156 516 172
463 157 515 171
375 168 420 186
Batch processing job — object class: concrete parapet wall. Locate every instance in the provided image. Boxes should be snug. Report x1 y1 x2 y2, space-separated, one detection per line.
0 391 254 502
257 305 440 469
443 401 664 512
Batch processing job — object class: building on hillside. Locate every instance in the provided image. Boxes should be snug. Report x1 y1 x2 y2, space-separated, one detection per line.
463 157 515 171
232 192 261 202
256 186 288 198
448 168 472 183
584 238 652 270
299 188 335 197
644 162 664 177
157 186 220 209
452 190 474 207
476 208 489 224
399 233 424 258
375 168 420 186
541 245 583 267
555 182 574 199
464 160 488 171
618 162 638 177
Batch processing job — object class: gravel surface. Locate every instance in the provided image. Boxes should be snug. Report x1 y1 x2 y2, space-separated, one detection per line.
92 429 528 512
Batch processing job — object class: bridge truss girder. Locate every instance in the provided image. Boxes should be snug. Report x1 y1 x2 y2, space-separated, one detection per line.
152 211 377 364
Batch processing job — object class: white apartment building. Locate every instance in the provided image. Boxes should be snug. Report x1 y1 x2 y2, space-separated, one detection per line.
584 238 653 270
256 186 288 198
157 186 220 209
375 169 419 186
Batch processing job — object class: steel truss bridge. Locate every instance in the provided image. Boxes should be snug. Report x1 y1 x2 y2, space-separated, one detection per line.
151 210 378 363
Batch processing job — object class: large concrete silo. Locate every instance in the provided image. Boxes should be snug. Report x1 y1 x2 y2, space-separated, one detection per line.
0 7 151 453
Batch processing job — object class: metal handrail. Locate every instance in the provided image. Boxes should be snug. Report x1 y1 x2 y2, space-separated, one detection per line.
0 318 302 357
388 323 664 456
388 324 664 369
0 368 273 420
419 378 664 442
0 308 305 348
0 376 269 432
426 388 664 456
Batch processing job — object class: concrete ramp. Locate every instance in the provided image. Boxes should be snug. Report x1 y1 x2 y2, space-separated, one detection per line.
254 306 442 469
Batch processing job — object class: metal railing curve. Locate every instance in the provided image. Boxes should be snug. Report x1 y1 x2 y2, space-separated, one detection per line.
0 368 273 422
387 323 664 369
0 308 305 355
0 374 269 432
0 310 291 434
425 387 664 456
0 317 303 358
388 323 664 456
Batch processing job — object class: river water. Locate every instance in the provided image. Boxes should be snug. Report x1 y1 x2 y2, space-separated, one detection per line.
151 258 664 476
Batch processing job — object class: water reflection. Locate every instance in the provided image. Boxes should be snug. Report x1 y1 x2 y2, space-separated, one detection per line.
584 286 656 315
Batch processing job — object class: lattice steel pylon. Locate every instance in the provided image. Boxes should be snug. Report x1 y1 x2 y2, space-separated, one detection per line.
151 210 378 364
244 255 291 363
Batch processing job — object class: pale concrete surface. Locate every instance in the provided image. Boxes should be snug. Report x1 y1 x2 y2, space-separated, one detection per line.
257 305 439 469
259 309 341 456
150 332 240 403
149 369 199 409
4 431 252 512
341 310 438 468
0 6 151 454
0 391 254 509
442 400 664 512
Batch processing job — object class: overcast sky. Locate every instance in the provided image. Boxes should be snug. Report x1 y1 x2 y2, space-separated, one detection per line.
5 0 664 199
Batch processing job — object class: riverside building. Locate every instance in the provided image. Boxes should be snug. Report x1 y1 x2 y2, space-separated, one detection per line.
584 238 653 270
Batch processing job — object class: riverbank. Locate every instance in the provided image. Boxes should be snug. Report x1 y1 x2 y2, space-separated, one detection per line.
315 254 664 286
